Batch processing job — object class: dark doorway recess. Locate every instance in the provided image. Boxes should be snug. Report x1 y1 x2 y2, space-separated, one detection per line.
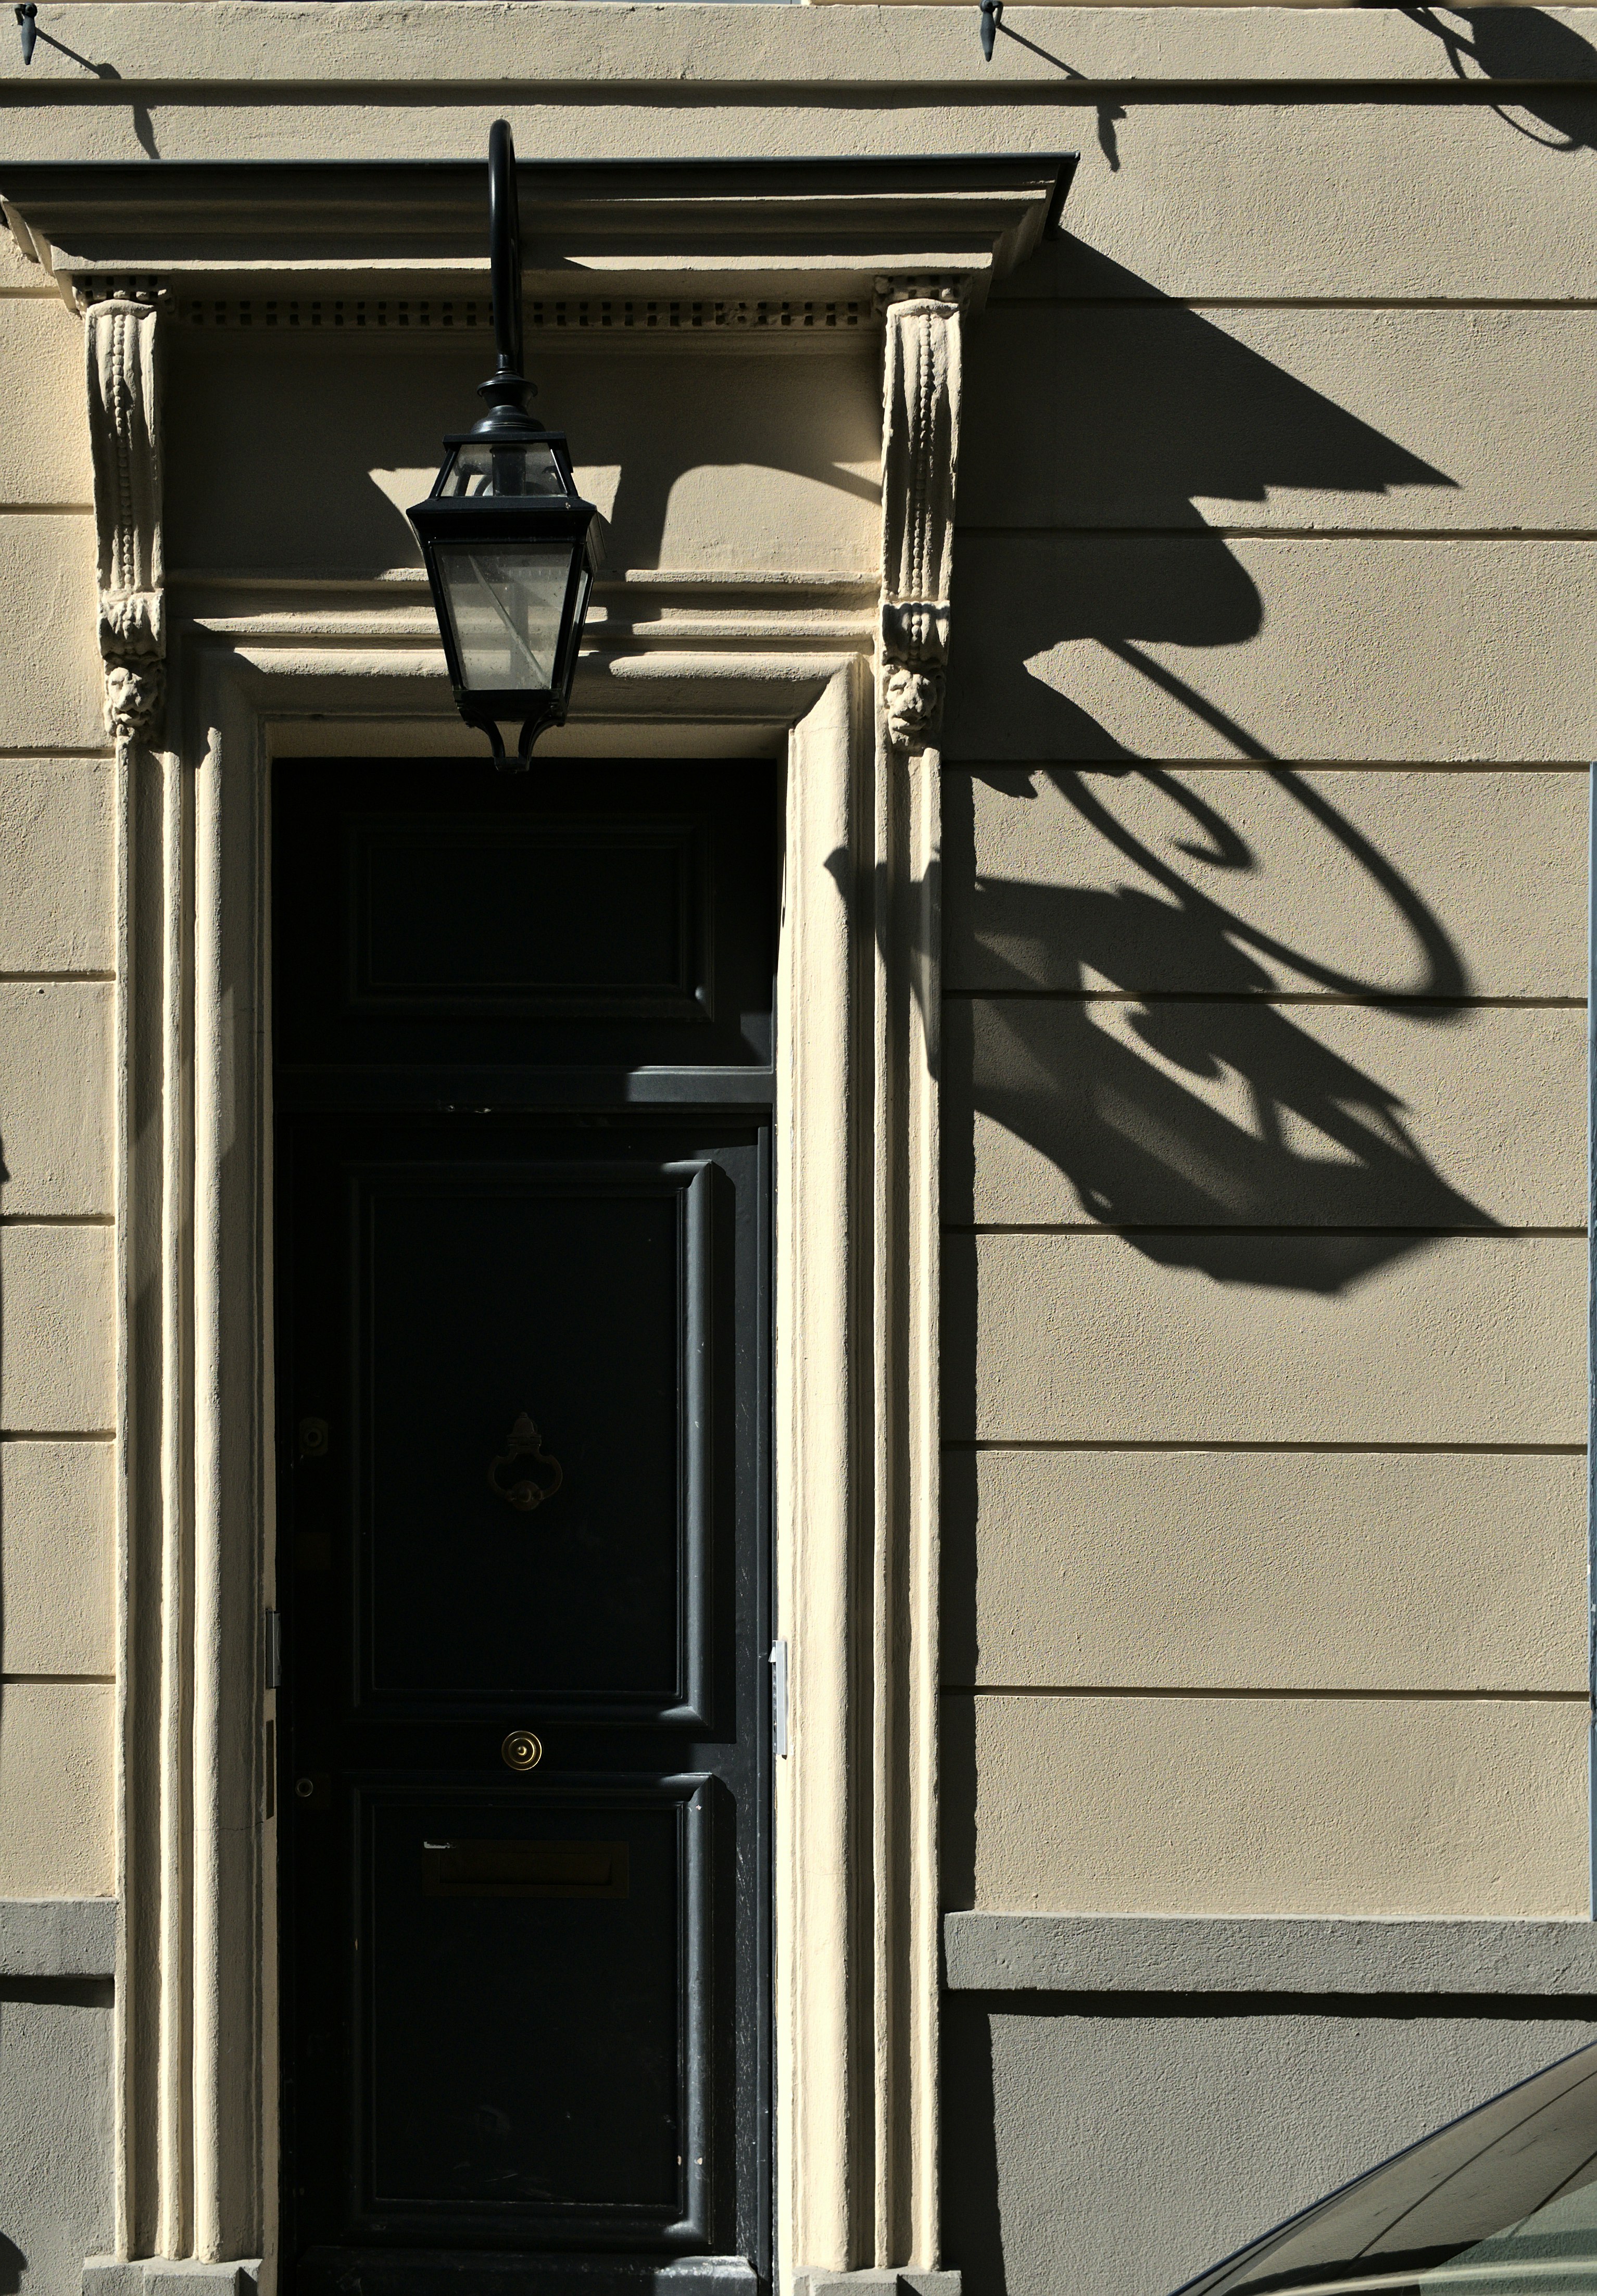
274 759 777 2296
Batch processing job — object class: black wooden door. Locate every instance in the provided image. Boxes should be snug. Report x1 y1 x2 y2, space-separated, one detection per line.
274 760 776 2296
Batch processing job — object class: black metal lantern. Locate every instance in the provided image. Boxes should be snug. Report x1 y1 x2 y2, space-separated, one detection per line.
409 121 602 767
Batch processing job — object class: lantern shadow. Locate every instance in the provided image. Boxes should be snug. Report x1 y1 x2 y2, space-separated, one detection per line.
1399 6 1597 151
948 245 1460 761
933 249 1495 1303
170 342 877 582
941 763 1494 1305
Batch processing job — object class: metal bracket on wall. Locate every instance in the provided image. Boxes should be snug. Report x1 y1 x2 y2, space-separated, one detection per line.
770 1640 789 1758
979 0 1003 62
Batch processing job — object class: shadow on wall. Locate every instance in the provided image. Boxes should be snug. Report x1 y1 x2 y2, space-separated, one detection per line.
945 765 1492 1298
996 4 1597 170
1401 5 1597 149
166 345 877 580
940 1994 1597 2296
952 244 1460 762
0 1125 7 1820
946 238 1499 1296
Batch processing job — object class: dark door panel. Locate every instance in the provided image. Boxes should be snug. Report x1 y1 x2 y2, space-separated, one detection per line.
277 760 773 2296
293 2250 759 2296
347 810 715 1022
298 1143 731 1720
276 760 776 1074
361 1780 713 2232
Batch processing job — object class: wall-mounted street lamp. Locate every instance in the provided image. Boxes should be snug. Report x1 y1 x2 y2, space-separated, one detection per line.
408 121 602 768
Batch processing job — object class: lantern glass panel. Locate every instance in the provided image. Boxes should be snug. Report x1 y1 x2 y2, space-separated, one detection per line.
438 440 568 500
433 539 575 691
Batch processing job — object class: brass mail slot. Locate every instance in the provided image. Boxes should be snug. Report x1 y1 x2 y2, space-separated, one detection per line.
421 1838 630 1899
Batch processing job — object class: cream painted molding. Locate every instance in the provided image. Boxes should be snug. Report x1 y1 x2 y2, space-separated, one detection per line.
107 600 945 2293
877 292 961 756
85 294 164 742
1 155 1066 318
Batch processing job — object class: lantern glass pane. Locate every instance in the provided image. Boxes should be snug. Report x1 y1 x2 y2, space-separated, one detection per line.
438 441 568 500
434 540 574 692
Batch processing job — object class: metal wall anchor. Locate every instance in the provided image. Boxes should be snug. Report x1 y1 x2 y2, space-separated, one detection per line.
15 5 35 66
979 0 1002 62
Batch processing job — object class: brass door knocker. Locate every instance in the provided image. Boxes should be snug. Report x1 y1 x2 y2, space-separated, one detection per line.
487 1413 563 1513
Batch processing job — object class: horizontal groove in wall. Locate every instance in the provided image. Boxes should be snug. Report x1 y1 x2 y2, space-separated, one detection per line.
0 748 114 762
0 973 117 987
942 990 1588 1010
944 1438 1588 1456
0 1674 114 1688
0 504 92 518
944 761 1594 774
995 297 1597 313
967 80 1597 105
0 1430 116 1444
0 1212 114 1227
948 1222 1585 1239
945 1989 1597 2022
956 526 1597 544
11 78 1595 107
940 1683 1590 1704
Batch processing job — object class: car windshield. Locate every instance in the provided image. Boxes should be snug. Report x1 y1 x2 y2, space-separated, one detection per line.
1173 2039 1597 2296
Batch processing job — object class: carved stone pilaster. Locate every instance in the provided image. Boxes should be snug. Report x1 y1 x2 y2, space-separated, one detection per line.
877 288 962 754
85 295 164 742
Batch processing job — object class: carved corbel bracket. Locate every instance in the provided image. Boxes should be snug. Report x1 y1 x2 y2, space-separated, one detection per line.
85 294 164 742
876 284 962 755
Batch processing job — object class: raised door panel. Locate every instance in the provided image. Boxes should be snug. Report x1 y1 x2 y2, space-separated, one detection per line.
347 812 713 1024
275 761 776 1073
351 1780 715 2243
350 1157 715 1718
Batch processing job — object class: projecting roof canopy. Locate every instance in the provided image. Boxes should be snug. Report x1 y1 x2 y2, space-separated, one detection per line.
0 153 1077 321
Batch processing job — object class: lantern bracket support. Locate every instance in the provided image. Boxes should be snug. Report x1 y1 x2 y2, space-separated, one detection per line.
461 699 560 773
472 118 542 446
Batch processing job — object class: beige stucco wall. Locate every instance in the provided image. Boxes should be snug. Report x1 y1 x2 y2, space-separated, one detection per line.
939 16 1596 1917
0 246 114 1894
0 1 1590 1930
164 337 882 580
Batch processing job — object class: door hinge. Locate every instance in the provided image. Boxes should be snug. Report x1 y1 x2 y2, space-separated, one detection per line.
265 1608 283 1692
769 1639 788 1759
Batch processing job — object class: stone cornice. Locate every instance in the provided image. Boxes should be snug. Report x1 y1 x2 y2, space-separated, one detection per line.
0 153 1075 319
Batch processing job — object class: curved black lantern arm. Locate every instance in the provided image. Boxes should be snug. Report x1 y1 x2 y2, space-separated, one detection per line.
488 119 524 387
408 120 602 771
473 120 538 444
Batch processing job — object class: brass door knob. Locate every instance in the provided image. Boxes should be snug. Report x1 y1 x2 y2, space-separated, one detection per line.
501 1729 543 1773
